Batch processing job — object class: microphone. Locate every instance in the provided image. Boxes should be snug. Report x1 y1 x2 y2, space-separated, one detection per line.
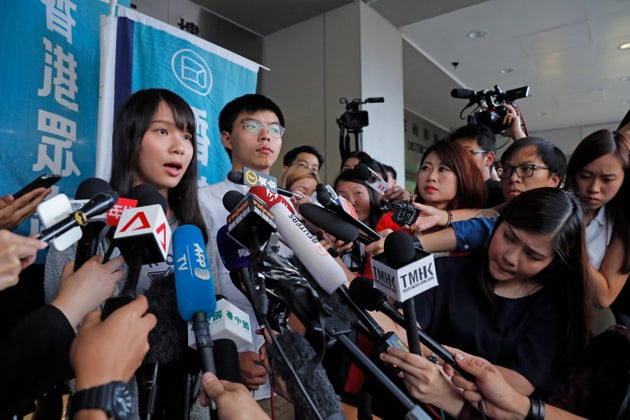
73 178 117 270
227 169 296 198
173 224 217 376
39 192 117 245
315 183 381 242
249 186 346 294
371 231 439 356
267 330 344 420
450 88 475 99
213 338 241 383
354 163 389 195
216 225 268 325
222 190 276 251
348 276 473 378
100 185 170 319
297 203 359 244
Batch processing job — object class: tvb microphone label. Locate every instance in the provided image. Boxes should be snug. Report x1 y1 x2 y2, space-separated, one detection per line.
371 250 438 301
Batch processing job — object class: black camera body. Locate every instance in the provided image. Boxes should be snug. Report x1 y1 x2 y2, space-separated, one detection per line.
388 200 420 226
452 85 529 134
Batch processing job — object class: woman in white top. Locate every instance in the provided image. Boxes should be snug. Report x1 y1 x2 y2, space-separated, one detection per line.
565 129 630 333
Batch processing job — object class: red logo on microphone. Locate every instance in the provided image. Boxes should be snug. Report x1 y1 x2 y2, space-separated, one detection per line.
156 222 167 252
119 211 151 232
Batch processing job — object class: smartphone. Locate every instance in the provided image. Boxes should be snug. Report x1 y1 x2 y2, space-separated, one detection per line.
13 173 61 199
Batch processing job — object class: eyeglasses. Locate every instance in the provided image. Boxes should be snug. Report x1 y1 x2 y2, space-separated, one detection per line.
497 164 550 179
240 119 285 138
469 149 488 155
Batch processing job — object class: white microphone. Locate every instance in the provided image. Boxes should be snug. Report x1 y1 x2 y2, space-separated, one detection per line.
249 186 346 294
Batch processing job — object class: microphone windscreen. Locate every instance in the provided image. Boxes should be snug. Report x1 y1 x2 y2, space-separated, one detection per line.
348 276 387 311
298 203 359 243
173 225 216 321
214 339 241 383
353 163 372 181
144 273 187 364
222 190 245 213
227 170 243 184
75 177 115 200
216 225 249 271
128 184 167 212
384 231 416 268
268 331 344 420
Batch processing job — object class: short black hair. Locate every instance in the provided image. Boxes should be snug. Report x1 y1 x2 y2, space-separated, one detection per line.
449 124 496 152
282 145 325 168
382 164 397 180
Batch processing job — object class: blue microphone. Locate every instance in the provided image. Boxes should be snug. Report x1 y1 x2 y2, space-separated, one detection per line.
173 224 217 377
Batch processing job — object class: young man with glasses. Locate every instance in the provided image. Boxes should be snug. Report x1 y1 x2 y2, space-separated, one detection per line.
448 124 505 207
198 94 295 420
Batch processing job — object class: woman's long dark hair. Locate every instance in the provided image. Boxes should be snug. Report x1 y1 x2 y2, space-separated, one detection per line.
413 140 486 209
480 188 592 366
565 129 630 273
110 88 208 241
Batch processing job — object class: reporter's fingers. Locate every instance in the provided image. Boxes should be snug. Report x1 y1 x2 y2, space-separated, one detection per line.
202 372 224 400
80 309 103 330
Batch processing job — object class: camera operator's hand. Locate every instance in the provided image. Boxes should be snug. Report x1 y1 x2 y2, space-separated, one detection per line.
383 185 410 202
501 104 526 140
0 187 51 231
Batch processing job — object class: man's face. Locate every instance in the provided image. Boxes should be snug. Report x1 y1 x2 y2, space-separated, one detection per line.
289 152 320 174
221 110 283 174
454 137 493 180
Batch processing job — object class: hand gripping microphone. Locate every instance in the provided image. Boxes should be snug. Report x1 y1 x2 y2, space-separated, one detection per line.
73 178 117 270
249 186 346 294
173 225 217 375
315 183 381 242
348 276 473 380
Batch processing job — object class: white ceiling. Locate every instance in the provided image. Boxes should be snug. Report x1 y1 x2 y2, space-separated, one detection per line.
191 0 630 138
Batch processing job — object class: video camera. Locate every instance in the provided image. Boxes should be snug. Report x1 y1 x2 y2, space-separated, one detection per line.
337 96 384 158
451 85 529 134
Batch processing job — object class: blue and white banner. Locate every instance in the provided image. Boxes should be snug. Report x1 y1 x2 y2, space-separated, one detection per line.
0 0 130 237
98 7 260 186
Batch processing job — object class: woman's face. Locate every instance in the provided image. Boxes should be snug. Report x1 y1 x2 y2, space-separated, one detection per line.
500 145 560 201
135 101 194 198
336 180 371 223
574 153 625 212
488 222 555 285
416 151 458 209
290 176 318 197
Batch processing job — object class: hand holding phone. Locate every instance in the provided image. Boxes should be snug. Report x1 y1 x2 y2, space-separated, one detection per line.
13 174 61 199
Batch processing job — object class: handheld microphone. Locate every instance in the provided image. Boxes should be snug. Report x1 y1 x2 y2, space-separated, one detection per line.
298 203 360 244
315 183 381 242
39 192 117 245
227 169 295 198
354 163 389 195
222 190 276 251
250 186 346 294
73 178 117 270
372 231 438 356
173 224 217 376
267 330 344 420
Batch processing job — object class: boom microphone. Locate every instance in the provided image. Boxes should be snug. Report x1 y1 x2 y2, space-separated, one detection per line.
267 330 344 420
250 186 346 294
173 224 217 376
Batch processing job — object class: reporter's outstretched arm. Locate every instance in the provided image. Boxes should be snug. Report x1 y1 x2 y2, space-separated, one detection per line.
71 295 156 420
450 350 587 420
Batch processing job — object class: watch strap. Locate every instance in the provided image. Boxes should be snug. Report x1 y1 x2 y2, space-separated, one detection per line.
69 381 127 419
